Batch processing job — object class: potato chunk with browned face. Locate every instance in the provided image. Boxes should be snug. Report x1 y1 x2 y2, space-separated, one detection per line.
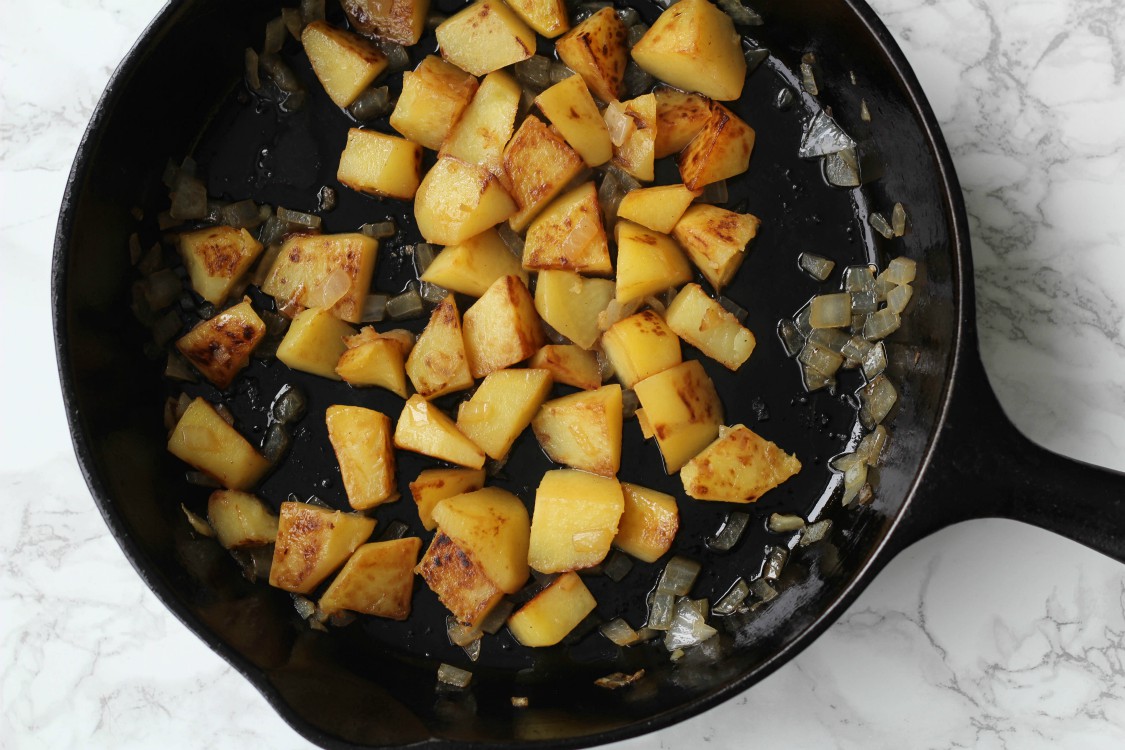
614 482 678 563
431 487 531 594
319 538 422 620
506 0 569 38
390 55 478 151
175 298 265 389
341 0 429 46
633 360 723 473
654 86 711 159
417 531 504 627
268 502 376 594
532 385 622 477
508 572 596 647
302 20 388 108
522 182 611 275
414 157 518 245
435 0 536 76
262 232 379 323
409 467 486 530
503 116 586 232
167 398 270 490
405 294 474 399
554 7 627 103
462 274 544 378
672 204 760 292
394 395 486 469
178 226 264 306
527 470 624 573
680 425 802 502
678 102 756 191
337 128 424 201
665 283 756 371
326 405 397 510
456 368 553 459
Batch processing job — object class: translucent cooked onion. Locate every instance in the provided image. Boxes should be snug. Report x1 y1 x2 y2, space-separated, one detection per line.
874 269 896 302
800 60 818 96
809 293 850 328
170 174 208 220
514 55 552 91
181 504 214 537
657 556 701 596
281 7 303 38
707 511 750 551
862 308 900 340
860 374 897 427
778 318 805 358
763 546 789 580
869 211 894 239
348 86 392 121
378 520 409 541
861 341 887 380
840 335 872 368
749 578 778 603
717 0 763 25
616 6 640 25
798 252 835 281
598 296 641 332
165 351 196 382
306 267 351 308
379 40 410 72
549 62 575 84
497 223 524 257
595 669 645 689
621 388 639 419
664 597 717 651
600 617 640 646
886 256 917 285
360 221 396 240
271 384 307 424
798 341 844 377
387 286 424 320
800 112 856 159
264 16 287 55
260 54 303 96
718 295 748 323
277 206 321 230
841 460 867 505
262 423 291 464
693 179 728 205
420 281 447 305
245 48 261 91
850 289 878 316
604 100 633 147
412 243 437 275
800 519 833 546
775 87 796 110
219 199 263 229
887 283 913 314
768 513 805 533
446 616 482 647
437 663 472 688
595 349 615 381
293 594 317 620
825 147 861 187
860 99 871 122
802 366 835 393
843 265 875 293
602 550 634 582
712 579 750 615
855 425 888 466
647 590 676 630
627 23 648 48
598 170 626 226
623 62 655 99
480 600 515 634
808 327 850 353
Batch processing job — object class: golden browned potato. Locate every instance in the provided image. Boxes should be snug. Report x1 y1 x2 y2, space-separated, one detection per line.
522 182 611 275
527 469 624 572
665 283 756 370
301 20 388 108
206 490 279 549
672 204 760 291
554 7 627 103
630 0 747 101
616 183 697 235
405 294 474 399
341 0 429 46
462 274 544 378
326 405 397 510
318 537 422 620
435 0 536 76
262 232 379 323
276 307 355 380
614 220 693 304
633 360 723 473
335 330 409 398
506 0 569 38
653 86 711 158
680 425 802 502
503 115 587 232
531 384 622 476
533 270 615 349
177 226 263 306
614 482 679 563
337 128 424 201
420 228 528 297
167 398 270 491
390 55 479 151
611 93 657 182
175 298 265 389
414 156 518 245
409 467 486 530
269 502 376 594
456 368 553 459
600 309 682 388
394 394 486 469
431 487 531 594
507 572 596 647
528 344 602 390
416 531 504 627
678 102 756 191
439 70 522 177
534 74 612 167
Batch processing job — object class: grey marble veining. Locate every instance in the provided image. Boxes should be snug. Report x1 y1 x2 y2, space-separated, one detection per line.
2 1 1123 748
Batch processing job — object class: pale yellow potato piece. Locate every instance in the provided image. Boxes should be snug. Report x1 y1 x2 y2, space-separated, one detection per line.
614 482 679 563
533 270 615 350
405 294 474 399
462 274 544 378
206 490 279 550
435 0 536 76
633 360 723 473
456 368 553 459
554 7 627 103
506 0 569 38
440 70 521 177
508 571 596 647
337 128 423 201
409 467 486 530
601 310 682 388
340 0 428 46
414 156 518 245
276 307 355 380
421 229 528 297
431 487 531 593
612 93 657 182
262 232 378 322
319 537 421 620
680 425 802 502
335 337 409 398
665 283 756 370
654 86 711 159
527 469 624 573
394 394 486 469
636 407 654 439
177 226 263 306
630 0 747 101
269 502 376 594
673 204 760 292
326 405 397 510
522 182 611 275
617 184 697 235
679 102 756 191
503 115 587 232
531 385 622 477
175 298 265 389
614 221 693 304
390 56 479 151
528 344 601 390
167 398 270 491
534 74 612 166
417 531 504 626
301 20 388 108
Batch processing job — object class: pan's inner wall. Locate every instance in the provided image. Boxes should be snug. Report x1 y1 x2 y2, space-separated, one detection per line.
58 0 957 745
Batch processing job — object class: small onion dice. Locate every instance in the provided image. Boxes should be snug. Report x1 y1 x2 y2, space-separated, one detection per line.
798 252 835 281
861 342 887 380
763 546 789 580
800 519 833 546
869 211 895 239
767 513 805 533
712 579 750 615
809 293 852 328
891 203 908 236
860 374 898 428
886 256 917 285
707 511 750 551
887 282 914 314
657 556 702 596
862 308 900 340
437 663 472 688
600 618 640 647
778 318 805 358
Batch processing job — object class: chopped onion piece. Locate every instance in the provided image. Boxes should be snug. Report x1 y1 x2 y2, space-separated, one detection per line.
843 265 876 293
615 7 641 26
664 597 717 651
744 46 769 73
264 16 287 56
859 425 889 466
891 203 907 236
869 211 894 239
841 460 867 505
262 423 291 464
271 384 307 424
245 48 261 91
707 511 750 551
514 55 552 90
604 100 633 148
860 374 897 428
802 366 835 393
798 252 835 281
626 23 648 48
595 669 645 689
858 483 875 505
437 663 472 688
446 615 482 647
886 283 913 314
886 256 917 285
300 0 325 23
387 286 425 320
597 170 625 226
281 7 303 38
480 600 515 634
497 223 524 257
874 269 896 301
549 61 575 84
277 206 321 230
379 40 410 72
219 199 263 229
361 293 388 323
768 513 805 533
749 578 778 602
621 388 639 419
165 351 197 382
775 87 796 110
657 556 702 596
693 179 728 205
862 308 900 340
647 590 676 630
861 341 887 380
809 293 851 329
763 546 789 580
718 295 748 323
413 244 438 270
170 174 208 221
712 579 750 615
378 520 410 541
800 519 833 546
718 0 763 25
799 341 844 378
348 86 392 121
800 112 856 159
800 61 818 96
420 281 447 305
623 62 655 99
600 618 640 646
850 289 878 316
595 349 615 382
360 220 396 239
778 318 805 358
293 594 317 620
260 54 303 95
181 504 214 536
461 639 481 662
485 453 509 478
840 335 872 368
825 147 861 187
602 550 634 582
306 267 351 309
808 327 850 353
860 99 871 122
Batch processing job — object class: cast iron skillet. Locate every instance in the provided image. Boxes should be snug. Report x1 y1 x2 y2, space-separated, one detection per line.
53 0 1125 747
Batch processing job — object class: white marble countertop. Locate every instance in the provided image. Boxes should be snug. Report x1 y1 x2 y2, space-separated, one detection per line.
3 0 1124 747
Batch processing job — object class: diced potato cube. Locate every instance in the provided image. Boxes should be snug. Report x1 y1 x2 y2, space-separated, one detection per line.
302 20 388 108
409 467 486 530
394 394 486 468
440 70 521 177
506 0 569 38
673 204 759 292
175 298 265 389
630 0 747 101
390 56 479 151
617 184 697 234
614 482 678 563
612 93 657 182
177 226 263 306
601 310 682 388
340 0 429 46
420 229 527 297
435 0 536 76
462 275 544 378
326 405 397 510
535 74 612 167
503 116 587 232
636 407 654 439
531 385 622 476
276 307 355 380
414 157 518 245
318 537 421 619
405 294 474 399
614 221 693 304
527 469 624 572
335 334 409 398
554 7 627 103
680 425 802 502
167 398 270 490
417 531 504 626
528 344 601 390
508 571 596 647
337 128 423 201
262 232 379 322
533 270 615 349
269 502 376 594
431 487 531 593
654 86 711 159
665 283 755 370
633 360 723 473
206 490 279 549
678 102 756 191
522 182 611 275
456 368 553 459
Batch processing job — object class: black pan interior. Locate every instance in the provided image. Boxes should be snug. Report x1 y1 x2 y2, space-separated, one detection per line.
55 0 959 745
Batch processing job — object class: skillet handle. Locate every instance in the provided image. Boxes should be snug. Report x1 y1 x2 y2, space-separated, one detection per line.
891 352 1125 563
